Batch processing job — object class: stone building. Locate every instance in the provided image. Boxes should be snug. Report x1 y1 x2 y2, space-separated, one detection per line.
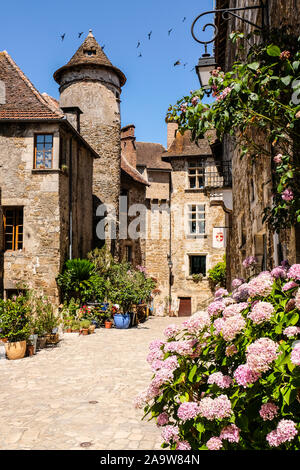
0 29 229 314
53 30 126 256
213 0 300 285
0 50 98 301
124 122 230 316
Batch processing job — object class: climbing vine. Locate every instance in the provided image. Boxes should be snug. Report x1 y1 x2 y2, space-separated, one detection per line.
166 28 300 232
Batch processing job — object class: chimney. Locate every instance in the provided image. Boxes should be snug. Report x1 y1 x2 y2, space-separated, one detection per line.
166 121 178 149
61 106 83 133
121 124 137 168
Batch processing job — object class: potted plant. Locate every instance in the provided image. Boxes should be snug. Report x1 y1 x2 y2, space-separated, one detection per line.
80 319 90 335
1 296 31 360
71 320 81 332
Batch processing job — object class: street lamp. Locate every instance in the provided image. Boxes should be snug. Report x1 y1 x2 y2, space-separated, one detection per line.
195 53 218 95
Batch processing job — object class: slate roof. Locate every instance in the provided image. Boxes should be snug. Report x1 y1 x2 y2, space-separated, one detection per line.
0 51 64 120
53 30 126 86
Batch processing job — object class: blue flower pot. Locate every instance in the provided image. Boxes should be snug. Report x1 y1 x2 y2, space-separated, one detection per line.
113 313 131 329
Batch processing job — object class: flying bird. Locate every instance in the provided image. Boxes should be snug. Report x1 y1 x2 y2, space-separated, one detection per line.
138 53 142 57
148 31 152 40
168 28 173 36
137 41 141 48
78 32 84 38
174 60 181 66
182 17 186 22
60 33 65 41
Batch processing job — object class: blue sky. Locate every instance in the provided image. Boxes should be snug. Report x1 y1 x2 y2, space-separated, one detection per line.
1 0 215 147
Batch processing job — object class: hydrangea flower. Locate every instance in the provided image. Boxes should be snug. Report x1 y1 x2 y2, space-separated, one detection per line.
295 289 300 310
207 372 232 389
206 437 223 450
198 395 232 420
247 273 274 298
157 412 169 426
161 425 180 444
283 326 300 338
207 300 225 317
164 324 181 339
266 419 298 447
259 402 278 421
177 401 200 422
282 280 298 291
287 264 300 280
220 424 240 443
242 256 257 268
271 266 287 279
248 301 274 324
231 278 245 289
234 364 261 387
232 283 249 302
182 311 211 333
222 302 248 318
291 342 300 366
221 314 246 341
176 441 191 450
214 288 228 298
246 338 279 373
281 189 294 201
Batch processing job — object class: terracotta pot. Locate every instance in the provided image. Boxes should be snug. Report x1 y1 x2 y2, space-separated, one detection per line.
105 321 112 329
27 344 34 356
37 336 47 349
46 333 59 344
5 340 27 360
81 328 89 335
66 328 72 333
0 338 8 343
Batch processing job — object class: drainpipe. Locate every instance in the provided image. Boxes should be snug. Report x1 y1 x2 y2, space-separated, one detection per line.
69 137 73 260
168 171 173 315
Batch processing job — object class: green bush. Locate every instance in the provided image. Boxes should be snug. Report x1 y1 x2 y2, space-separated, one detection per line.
208 256 226 288
0 296 31 342
56 258 96 302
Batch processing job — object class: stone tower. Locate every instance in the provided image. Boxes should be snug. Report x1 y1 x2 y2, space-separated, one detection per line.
53 30 126 254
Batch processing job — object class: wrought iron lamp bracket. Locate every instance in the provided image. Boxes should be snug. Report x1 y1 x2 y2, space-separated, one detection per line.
191 1 269 48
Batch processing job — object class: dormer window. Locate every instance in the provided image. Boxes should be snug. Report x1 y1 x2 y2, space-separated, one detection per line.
84 49 96 56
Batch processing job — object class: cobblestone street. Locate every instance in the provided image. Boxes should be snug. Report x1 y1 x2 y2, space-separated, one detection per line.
0 316 183 450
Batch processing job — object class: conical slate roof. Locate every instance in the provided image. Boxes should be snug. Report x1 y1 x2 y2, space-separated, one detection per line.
53 30 126 86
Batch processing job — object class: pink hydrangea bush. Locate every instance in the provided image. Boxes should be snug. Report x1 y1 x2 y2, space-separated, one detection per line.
137 265 300 450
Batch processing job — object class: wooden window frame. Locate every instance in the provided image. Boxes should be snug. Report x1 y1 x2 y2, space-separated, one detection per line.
188 160 205 189
3 207 24 251
189 255 207 276
187 204 206 235
34 133 54 169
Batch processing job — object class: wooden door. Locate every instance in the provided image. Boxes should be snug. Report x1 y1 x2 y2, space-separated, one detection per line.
178 297 191 317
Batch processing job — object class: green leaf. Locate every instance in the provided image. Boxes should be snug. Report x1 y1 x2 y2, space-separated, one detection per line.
267 45 281 57
188 364 197 382
247 62 260 71
281 76 292 86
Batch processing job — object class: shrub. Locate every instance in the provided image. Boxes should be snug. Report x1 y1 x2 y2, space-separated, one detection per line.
208 256 226 288
136 264 300 450
56 258 96 302
0 295 31 342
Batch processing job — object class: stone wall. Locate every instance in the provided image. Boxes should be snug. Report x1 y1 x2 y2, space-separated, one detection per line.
59 73 121 256
216 0 300 285
0 122 94 303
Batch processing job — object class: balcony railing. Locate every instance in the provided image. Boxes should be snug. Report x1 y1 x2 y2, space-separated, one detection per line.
202 161 232 188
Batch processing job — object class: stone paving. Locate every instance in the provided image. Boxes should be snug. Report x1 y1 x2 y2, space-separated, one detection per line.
0 316 183 450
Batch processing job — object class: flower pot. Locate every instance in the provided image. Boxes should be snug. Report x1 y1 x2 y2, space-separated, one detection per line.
105 320 113 329
81 328 89 336
46 333 59 344
27 344 34 356
29 334 38 354
5 340 27 360
113 313 131 329
37 336 47 349
65 328 72 333
0 338 8 343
